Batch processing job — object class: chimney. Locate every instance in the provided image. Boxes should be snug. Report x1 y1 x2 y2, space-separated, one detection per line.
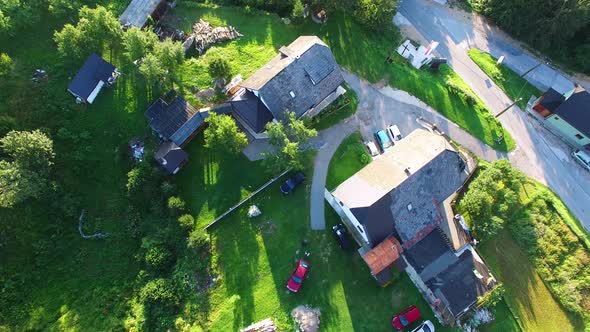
404 167 411 176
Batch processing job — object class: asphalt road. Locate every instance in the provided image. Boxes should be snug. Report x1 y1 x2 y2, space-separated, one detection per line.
398 0 590 231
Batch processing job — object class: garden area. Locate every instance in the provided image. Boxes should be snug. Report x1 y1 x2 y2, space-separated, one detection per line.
468 49 543 110
457 161 590 332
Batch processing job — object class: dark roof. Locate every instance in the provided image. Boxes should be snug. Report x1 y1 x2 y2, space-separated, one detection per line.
231 90 274 133
67 54 116 101
145 96 205 146
539 88 565 112
240 36 344 121
332 130 469 248
405 231 496 317
120 0 164 27
154 141 188 174
552 87 590 137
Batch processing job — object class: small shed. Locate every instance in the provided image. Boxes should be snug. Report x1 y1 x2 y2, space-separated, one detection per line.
154 141 188 175
120 0 168 28
67 54 119 104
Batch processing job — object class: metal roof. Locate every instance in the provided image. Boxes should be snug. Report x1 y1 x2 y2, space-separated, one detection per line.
119 0 164 27
67 54 116 102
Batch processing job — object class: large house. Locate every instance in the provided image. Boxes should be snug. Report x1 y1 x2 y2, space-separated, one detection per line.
532 86 590 149
326 129 497 325
68 54 119 104
229 36 346 136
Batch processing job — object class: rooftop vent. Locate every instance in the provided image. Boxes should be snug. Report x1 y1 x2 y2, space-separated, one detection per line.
407 203 413 211
289 90 296 98
404 167 411 176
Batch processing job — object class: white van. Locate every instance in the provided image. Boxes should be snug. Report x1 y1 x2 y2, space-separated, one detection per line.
387 124 403 141
572 149 590 172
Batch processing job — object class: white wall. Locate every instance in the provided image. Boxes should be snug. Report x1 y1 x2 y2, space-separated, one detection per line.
324 189 370 245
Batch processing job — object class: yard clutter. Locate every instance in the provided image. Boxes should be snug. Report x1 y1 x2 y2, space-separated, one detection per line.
240 318 277 332
291 305 320 332
247 205 261 218
182 19 243 55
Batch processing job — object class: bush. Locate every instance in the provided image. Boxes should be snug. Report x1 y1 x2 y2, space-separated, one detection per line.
0 53 12 77
167 196 186 215
145 244 175 273
178 214 195 232
446 80 477 105
188 228 210 252
161 181 176 198
291 0 305 24
140 278 179 307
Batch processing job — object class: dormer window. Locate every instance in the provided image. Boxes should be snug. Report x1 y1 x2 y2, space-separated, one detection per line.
289 90 296 98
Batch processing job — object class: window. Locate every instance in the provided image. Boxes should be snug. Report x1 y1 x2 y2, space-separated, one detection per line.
407 203 413 211
576 134 584 140
554 116 559 120
289 90 296 98
356 226 364 233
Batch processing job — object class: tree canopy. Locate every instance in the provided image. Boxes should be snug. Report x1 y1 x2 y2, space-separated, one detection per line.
204 113 248 154
208 57 232 84
0 130 54 207
123 27 159 62
262 112 317 173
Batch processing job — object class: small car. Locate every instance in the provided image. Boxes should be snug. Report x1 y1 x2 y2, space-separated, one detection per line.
331 223 351 249
280 171 306 194
572 149 590 172
365 141 379 156
387 124 403 141
374 130 393 152
392 305 422 330
411 320 435 332
287 259 310 292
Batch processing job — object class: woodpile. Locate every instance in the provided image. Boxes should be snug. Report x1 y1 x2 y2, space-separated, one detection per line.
182 19 243 55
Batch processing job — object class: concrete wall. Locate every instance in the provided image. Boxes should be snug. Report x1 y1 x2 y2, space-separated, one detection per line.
545 114 590 147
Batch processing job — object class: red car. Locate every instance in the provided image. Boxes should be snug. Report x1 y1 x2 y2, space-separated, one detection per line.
286 259 309 292
392 305 421 330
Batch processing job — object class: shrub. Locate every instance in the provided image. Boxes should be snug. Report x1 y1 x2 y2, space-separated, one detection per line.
140 278 179 307
0 53 12 77
145 244 175 273
188 228 210 252
291 0 305 24
178 214 195 232
446 80 477 105
167 196 186 215
161 181 176 197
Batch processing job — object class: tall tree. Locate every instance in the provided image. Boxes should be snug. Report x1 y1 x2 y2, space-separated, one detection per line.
123 27 158 62
263 112 317 173
204 113 248 154
0 130 54 207
54 24 83 61
353 0 397 31
139 53 165 88
154 39 184 83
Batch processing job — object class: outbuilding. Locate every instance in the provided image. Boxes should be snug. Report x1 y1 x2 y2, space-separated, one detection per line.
67 54 119 104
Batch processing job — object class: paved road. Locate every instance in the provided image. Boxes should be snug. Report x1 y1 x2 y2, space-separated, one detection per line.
398 0 590 231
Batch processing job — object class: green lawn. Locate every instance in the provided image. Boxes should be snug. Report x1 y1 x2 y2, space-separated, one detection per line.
325 132 370 190
468 49 543 110
480 230 578 332
168 3 513 151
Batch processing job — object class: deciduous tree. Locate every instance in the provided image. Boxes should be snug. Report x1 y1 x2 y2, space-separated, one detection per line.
0 52 11 77
203 113 248 154
123 27 158 62
139 53 165 87
208 57 231 86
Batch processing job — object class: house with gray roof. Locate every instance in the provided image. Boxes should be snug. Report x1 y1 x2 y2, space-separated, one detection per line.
231 36 345 136
325 129 497 325
120 0 169 28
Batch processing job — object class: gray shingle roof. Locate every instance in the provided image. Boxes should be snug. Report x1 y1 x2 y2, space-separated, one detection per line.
120 0 164 28
240 36 344 120
154 141 188 174
231 90 274 133
332 130 469 247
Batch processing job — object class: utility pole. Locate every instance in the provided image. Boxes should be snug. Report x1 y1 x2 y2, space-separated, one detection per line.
495 98 522 118
520 61 548 78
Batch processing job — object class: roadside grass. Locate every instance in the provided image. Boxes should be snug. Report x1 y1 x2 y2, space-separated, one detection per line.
468 49 543 110
479 230 578 332
169 3 513 151
325 132 370 190
311 83 359 130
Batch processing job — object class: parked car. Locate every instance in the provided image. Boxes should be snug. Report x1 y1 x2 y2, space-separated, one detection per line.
392 305 421 330
365 140 379 156
374 130 393 152
286 259 310 292
572 149 590 172
387 124 403 141
411 320 435 332
280 171 306 194
331 223 352 249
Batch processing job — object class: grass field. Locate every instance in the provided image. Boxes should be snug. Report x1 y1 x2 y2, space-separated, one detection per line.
325 132 370 190
480 230 578 332
468 49 543 110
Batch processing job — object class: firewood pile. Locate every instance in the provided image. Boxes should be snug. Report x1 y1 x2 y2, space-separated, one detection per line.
240 318 277 332
182 19 243 55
